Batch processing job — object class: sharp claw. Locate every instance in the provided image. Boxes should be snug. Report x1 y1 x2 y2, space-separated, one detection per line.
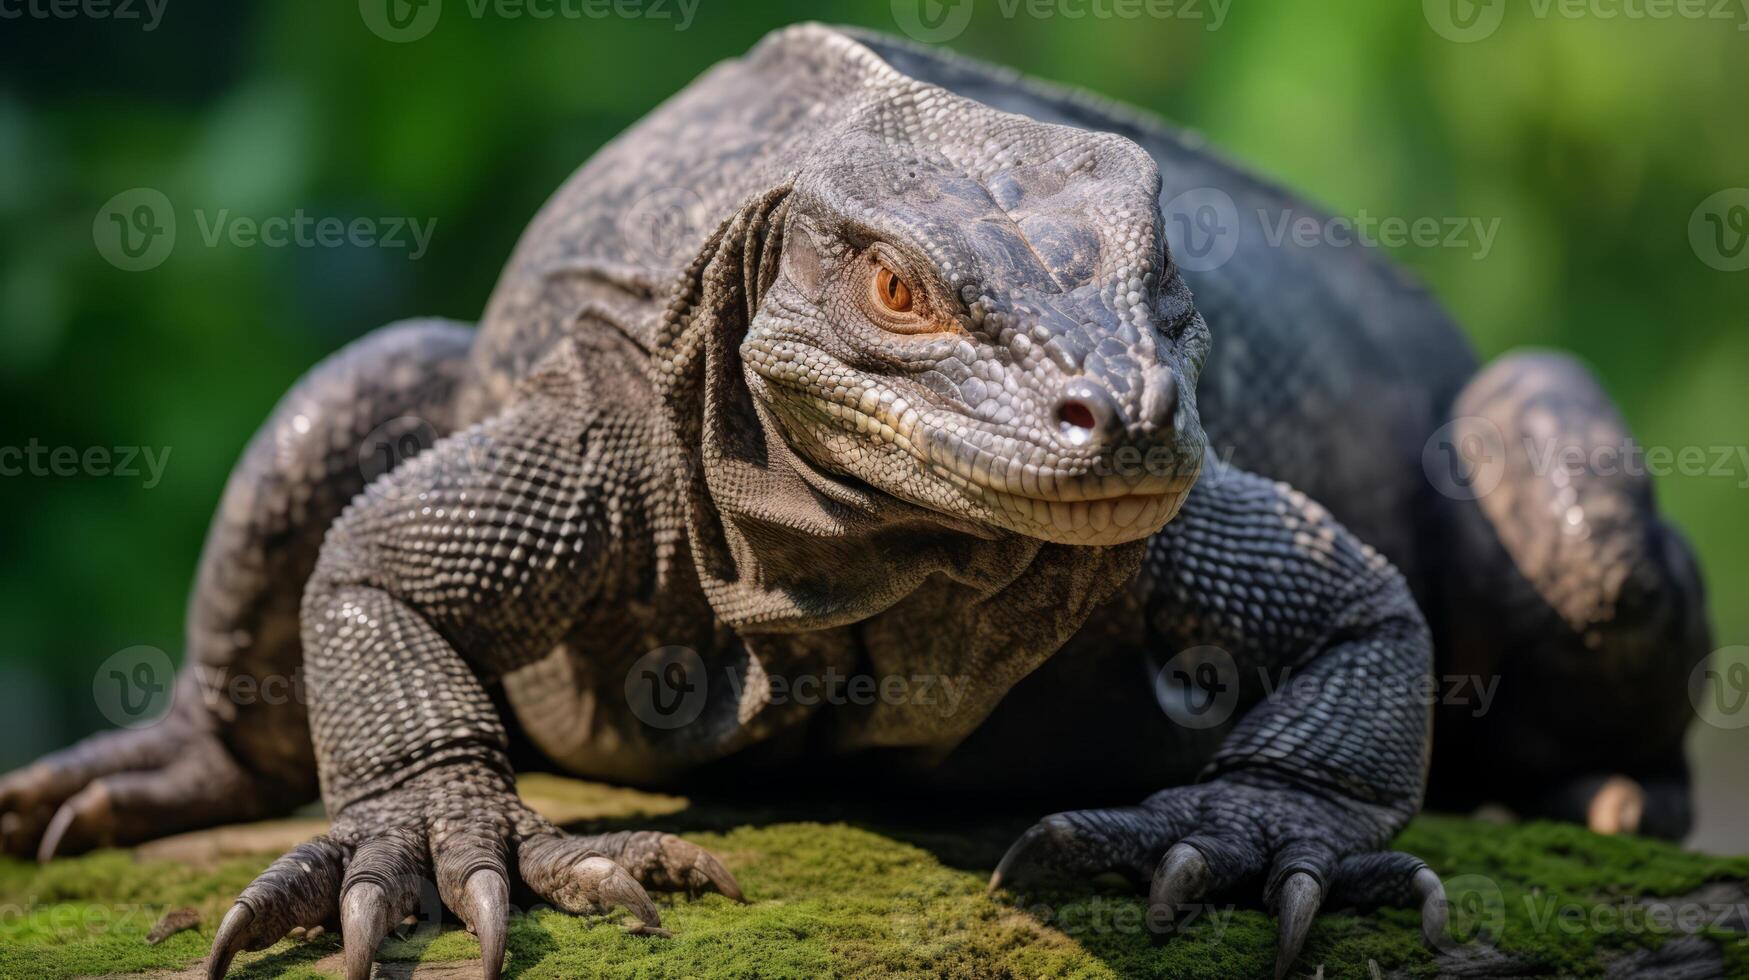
207 903 254 980
1413 867 1447 949
341 883 392 980
1273 872 1322 980
988 827 1043 895
581 855 663 931
1148 843 1211 939
696 851 746 903
36 783 109 863
463 870 509 980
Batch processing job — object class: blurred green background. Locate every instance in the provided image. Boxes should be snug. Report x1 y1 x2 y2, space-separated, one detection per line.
0 1 1744 845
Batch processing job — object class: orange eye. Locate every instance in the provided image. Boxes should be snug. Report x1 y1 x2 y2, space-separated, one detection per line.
873 263 913 313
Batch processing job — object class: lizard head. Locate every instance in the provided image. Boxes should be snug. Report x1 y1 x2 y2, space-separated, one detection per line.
740 107 1208 548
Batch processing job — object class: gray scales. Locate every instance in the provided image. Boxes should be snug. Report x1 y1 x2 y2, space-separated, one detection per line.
0 24 1709 980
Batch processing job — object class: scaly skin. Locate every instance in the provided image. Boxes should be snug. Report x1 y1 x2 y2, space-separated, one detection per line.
0 24 1709 979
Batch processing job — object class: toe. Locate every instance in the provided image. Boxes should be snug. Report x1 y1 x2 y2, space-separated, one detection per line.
342 883 395 980
991 806 1183 894
1272 871 1322 980
209 837 348 978
37 780 114 861
459 870 509 980
340 829 432 980
1328 851 1446 948
36 745 274 861
208 904 258 980
2 725 188 856
520 834 664 931
430 817 514 977
1147 842 1213 938
583 831 744 901
1413 867 1448 948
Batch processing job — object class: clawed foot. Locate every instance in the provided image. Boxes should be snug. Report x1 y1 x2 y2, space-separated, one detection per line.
0 723 289 861
206 767 743 979
989 777 1446 979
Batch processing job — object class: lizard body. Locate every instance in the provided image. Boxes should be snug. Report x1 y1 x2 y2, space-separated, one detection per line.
0 25 1708 979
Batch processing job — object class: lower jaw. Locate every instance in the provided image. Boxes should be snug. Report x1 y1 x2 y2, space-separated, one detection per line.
980 487 1189 546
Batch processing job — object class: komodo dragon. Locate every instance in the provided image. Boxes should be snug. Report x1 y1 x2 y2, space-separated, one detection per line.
0 24 1710 980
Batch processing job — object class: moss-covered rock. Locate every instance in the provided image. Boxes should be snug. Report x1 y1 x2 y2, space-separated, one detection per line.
0 776 1744 979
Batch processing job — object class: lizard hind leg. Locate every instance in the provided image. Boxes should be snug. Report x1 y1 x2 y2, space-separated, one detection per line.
0 318 478 858
1428 350 1709 839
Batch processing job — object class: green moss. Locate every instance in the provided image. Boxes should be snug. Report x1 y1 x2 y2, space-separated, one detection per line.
0 791 1744 980
1392 815 1749 976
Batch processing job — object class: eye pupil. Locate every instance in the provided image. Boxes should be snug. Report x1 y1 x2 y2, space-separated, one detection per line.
875 264 912 313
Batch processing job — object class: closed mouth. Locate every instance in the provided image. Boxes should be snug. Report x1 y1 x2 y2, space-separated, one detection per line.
917 422 1195 541
782 383 1195 542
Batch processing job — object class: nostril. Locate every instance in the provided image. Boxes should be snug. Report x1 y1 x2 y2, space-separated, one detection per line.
1053 379 1119 447
1057 400 1098 432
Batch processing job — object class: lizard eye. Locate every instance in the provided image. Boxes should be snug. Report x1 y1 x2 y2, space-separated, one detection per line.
872 261 914 314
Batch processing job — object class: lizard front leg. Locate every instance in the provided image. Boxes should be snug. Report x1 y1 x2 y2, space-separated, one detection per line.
206 344 741 980
991 457 1445 979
